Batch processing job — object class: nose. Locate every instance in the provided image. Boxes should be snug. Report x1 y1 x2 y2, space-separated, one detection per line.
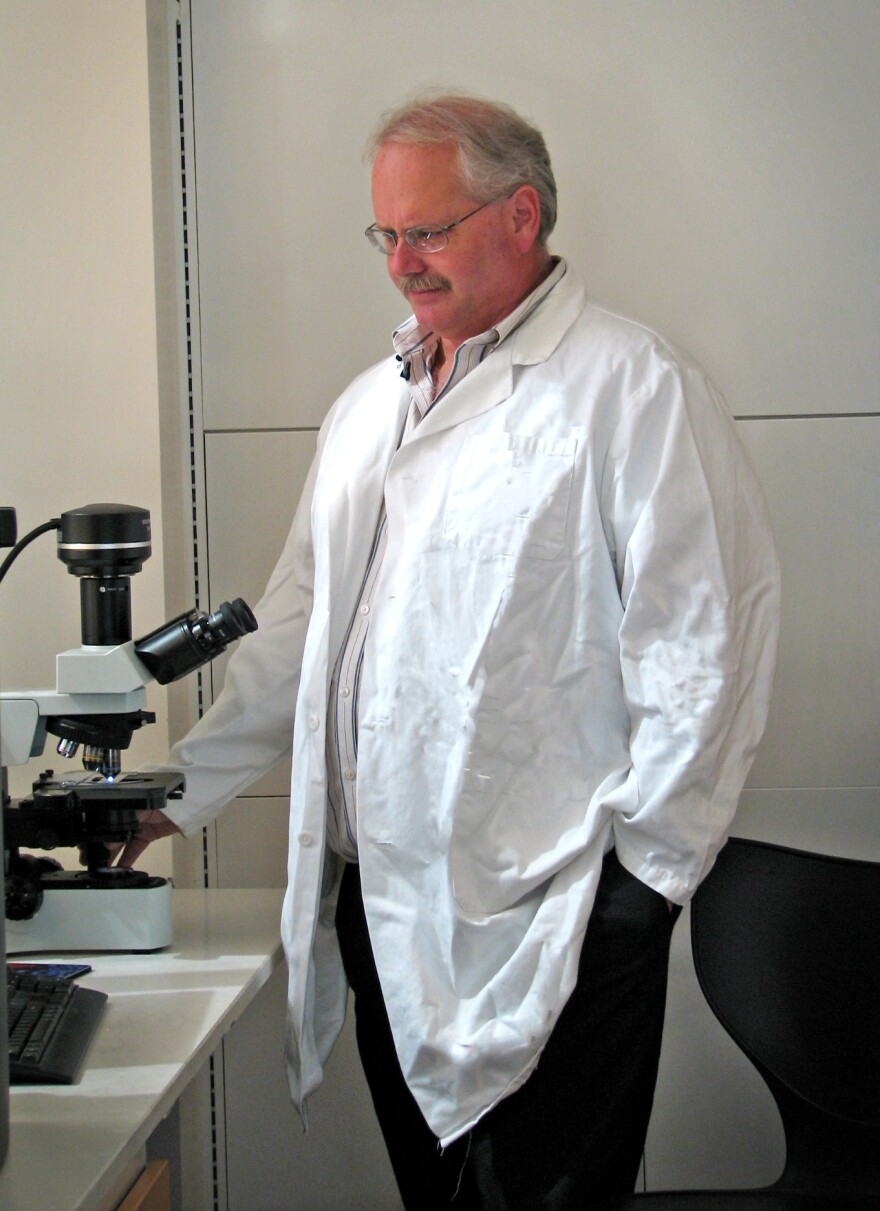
387 237 425 279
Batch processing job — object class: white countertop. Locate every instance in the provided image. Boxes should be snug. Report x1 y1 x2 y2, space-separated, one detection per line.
1 887 285 1211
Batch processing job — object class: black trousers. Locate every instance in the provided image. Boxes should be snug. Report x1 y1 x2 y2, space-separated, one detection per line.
336 850 681 1211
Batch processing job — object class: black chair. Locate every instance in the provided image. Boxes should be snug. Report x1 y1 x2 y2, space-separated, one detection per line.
600 836 880 1210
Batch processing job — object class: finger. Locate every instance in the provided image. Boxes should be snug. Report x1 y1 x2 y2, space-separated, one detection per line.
111 810 160 867
115 834 152 869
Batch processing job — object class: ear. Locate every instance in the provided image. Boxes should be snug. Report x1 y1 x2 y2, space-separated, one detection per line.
507 184 543 252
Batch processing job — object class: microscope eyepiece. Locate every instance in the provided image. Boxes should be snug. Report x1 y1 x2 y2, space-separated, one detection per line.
134 598 257 685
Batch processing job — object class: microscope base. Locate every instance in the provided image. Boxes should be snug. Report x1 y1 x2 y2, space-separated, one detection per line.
6 878 173 954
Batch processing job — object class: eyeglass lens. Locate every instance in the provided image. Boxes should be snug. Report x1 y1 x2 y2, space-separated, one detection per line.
367 226 447 255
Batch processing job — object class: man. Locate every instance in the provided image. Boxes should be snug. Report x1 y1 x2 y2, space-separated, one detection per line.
128 94 780 1207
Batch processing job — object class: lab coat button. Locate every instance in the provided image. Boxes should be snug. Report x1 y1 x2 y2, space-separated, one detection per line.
298 831 313 847
307 714 319 731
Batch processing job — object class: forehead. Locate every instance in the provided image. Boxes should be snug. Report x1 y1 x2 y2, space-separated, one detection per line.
370 141 470 223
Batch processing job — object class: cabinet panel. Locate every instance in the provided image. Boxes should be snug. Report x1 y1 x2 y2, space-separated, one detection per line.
223 967 402 1211
204 430 399 1206
214 796 290 889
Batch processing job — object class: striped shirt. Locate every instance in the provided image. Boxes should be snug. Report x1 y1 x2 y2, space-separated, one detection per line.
325 259 566 860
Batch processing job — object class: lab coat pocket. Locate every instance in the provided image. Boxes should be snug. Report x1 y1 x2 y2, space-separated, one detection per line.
442 433 577 560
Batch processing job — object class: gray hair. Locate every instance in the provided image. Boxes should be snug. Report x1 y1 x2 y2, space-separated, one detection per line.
366 92 557 246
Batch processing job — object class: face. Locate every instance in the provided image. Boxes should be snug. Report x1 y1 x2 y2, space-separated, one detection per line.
370 141 544 355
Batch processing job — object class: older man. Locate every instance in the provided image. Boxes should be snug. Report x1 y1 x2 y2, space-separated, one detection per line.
130 94 780 1208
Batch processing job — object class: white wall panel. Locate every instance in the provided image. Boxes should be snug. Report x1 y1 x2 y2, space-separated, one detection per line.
204 429 316 796
189 0 879 429
647 900 786 1191
738 416 880 790
203 430 317 612
736 787 880 860
173 2 880 1204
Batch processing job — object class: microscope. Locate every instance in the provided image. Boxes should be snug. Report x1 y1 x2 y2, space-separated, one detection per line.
0 503 256 953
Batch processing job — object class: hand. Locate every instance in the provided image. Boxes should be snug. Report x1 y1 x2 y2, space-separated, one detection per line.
110 809 181 869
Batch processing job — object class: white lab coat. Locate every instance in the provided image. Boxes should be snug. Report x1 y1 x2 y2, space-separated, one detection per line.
162 269 780 1145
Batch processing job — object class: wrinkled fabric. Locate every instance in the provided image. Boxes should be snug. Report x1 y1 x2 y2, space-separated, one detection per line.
161 269 780 1145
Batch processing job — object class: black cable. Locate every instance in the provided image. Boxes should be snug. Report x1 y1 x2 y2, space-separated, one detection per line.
0 518 60 586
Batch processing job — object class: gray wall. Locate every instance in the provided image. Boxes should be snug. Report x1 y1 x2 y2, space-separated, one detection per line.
1 4 173 876
159 2 879 1206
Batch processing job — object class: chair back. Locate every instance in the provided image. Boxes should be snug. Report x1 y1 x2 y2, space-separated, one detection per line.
690 837 880 1195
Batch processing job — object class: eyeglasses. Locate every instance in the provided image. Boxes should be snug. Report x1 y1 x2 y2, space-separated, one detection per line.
364 195 507 256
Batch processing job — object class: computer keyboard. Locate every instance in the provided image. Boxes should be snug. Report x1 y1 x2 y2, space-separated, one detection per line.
6 965 108 1084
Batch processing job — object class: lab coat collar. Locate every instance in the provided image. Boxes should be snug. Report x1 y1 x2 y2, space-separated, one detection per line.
397 265 588 444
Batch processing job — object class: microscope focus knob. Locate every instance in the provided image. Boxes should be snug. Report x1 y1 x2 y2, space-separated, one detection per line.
5 872 44 921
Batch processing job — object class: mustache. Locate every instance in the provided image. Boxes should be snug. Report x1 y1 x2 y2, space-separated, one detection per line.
396 272 452 295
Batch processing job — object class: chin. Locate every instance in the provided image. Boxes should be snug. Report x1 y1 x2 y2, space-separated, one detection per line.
410 295 449 327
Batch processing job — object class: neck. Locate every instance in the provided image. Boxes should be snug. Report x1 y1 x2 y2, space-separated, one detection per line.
431 342 451 392
437 252 555 365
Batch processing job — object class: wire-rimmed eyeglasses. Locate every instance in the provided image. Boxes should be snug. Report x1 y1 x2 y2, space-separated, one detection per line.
364 194 508 256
